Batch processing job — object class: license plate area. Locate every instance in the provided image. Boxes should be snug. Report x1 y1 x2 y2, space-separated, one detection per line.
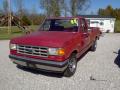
12 59 36 68
27 63 36 68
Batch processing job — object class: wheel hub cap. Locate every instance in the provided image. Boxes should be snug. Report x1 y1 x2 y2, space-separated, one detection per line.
69 58 76 72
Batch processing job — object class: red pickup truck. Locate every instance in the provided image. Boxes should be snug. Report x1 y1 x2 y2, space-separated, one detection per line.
9 17 101 77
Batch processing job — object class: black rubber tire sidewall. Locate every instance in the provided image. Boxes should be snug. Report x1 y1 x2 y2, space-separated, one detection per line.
90 40 97 52
64 54 77 77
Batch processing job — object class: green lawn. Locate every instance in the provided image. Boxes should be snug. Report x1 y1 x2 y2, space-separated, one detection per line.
115 20 120 33
0 25 39 40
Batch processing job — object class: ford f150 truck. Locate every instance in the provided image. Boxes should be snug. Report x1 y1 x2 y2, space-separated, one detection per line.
9 17 101 77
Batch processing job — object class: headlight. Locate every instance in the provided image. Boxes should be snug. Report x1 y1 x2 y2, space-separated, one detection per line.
9 44 17 50
48 48 65 56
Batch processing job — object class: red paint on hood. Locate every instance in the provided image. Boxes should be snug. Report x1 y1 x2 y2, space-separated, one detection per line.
11 31 77 47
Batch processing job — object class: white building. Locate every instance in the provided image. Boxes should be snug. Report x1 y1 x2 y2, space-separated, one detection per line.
81 15 116 33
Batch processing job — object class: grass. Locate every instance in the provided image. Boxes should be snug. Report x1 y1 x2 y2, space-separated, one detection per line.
0 25 39 40
115 20 120 33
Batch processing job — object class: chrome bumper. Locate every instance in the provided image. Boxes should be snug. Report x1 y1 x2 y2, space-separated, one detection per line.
9 55 68 72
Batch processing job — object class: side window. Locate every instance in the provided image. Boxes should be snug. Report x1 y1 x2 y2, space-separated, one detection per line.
41 20 50 31
81 19 86 32
86 19 90 27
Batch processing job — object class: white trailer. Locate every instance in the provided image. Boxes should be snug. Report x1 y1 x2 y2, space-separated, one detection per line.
81 15 116 33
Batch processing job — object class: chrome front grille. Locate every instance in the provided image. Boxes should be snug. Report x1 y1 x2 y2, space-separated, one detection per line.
17 45 48 57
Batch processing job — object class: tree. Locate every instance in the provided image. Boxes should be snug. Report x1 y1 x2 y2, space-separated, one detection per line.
3 0 9 15
98 5 120 20
105 5 113 16
40 0 90 17
70 0 90 16
98 9 106 16
40 0 50 17
98 5 113 16
60 0 68 16
21 15 31 25
40 0 61 17
30 4 37 25
14 0 24 18
0 7 3 16
52 0 61 17
71 0 77 16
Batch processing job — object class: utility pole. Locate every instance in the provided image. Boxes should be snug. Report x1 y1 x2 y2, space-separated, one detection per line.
8 0 11 34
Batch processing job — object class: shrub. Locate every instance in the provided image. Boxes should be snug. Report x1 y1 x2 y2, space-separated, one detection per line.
115 20 120 33
21 15 32 25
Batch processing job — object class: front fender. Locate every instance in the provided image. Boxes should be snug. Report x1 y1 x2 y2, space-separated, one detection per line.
63 39 79 60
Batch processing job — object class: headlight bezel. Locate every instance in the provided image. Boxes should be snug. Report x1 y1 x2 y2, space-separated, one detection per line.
9 44 17 50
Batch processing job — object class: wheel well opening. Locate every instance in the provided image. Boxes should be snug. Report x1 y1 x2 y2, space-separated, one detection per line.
96 36 98 40
72 50 78 55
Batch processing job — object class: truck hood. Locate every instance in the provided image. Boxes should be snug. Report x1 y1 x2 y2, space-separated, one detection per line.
11 31 76 47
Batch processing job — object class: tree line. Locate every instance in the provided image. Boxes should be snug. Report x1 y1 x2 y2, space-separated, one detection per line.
40 0 90 17
0 0 90 26
98 5 120 20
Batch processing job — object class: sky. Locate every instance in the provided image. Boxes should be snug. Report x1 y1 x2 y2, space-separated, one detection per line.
0 0 120 15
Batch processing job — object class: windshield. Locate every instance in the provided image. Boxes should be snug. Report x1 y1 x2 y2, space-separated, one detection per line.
40 19 79 32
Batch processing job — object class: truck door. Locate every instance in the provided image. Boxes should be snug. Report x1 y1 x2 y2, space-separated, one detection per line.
80 19 90 50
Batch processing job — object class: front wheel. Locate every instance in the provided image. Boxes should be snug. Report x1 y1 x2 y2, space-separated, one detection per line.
64 54 77 77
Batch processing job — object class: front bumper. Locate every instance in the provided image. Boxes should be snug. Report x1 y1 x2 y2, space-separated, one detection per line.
9 55 68 72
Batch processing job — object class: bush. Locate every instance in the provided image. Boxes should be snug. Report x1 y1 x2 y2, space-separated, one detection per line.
115 20 120 33
21 15 32 25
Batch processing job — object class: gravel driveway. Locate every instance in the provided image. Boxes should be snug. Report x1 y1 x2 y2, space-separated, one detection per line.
0 33 120 90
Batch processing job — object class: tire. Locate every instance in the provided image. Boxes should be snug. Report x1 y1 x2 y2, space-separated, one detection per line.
64 53 77 77
17 64 29 70
17 64 26 69
90 40 97 52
